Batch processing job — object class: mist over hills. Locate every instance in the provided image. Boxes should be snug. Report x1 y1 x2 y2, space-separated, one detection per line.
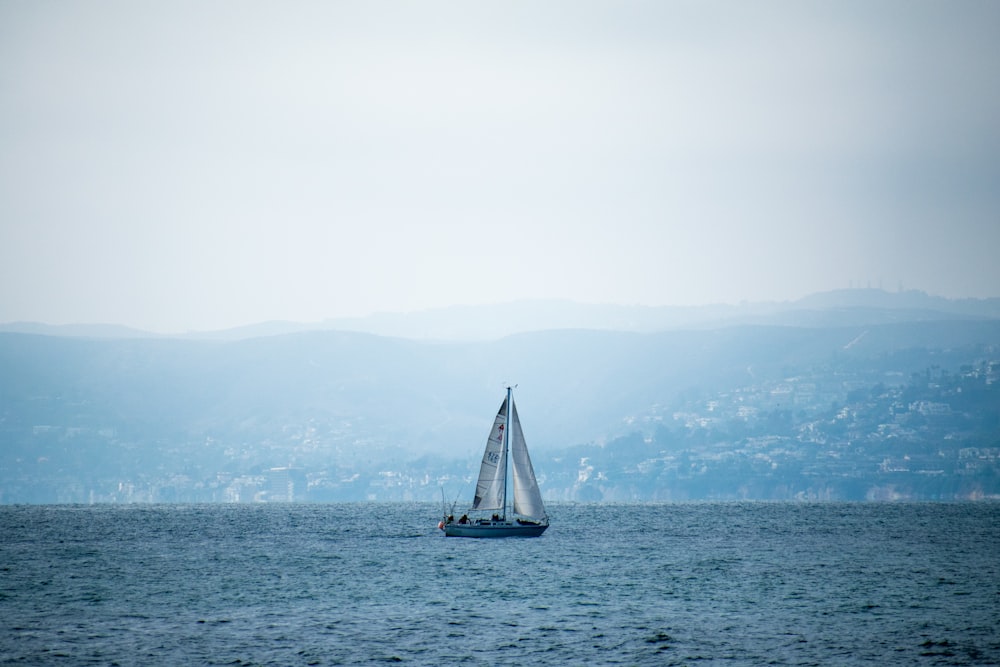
2 289 999 503
5 288 999 341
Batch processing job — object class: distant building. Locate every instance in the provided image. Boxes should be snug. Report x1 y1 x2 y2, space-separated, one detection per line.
267 467 305 502
910 401 951 416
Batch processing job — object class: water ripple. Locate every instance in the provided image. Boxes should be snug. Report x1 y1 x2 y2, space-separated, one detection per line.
1 502 998 665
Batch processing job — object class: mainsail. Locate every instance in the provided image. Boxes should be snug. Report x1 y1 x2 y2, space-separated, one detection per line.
471 397 508 511
509 402 546 520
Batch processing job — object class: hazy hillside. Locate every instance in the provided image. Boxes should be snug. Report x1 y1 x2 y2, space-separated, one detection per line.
4 319 997 447
2 289 999 503
5 289 999 341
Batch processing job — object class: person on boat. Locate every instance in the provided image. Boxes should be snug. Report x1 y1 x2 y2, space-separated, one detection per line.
458 514 468 524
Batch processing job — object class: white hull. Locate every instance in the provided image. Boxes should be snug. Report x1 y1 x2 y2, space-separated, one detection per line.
444 521 548 538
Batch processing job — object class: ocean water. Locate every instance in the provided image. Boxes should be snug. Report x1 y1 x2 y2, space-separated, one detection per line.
1 503 998 666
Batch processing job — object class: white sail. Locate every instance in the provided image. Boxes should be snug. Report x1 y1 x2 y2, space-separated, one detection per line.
471 397 508 511
509 401 546 520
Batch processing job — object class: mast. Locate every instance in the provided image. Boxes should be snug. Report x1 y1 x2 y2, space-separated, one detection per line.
502 385 512 521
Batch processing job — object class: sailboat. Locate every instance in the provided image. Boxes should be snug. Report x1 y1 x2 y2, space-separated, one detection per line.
440 387 548 538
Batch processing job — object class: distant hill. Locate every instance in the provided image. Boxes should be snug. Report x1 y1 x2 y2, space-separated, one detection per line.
2 315 999 503
794 288 1000 317
4 289 998 341
3 318 999 453
0 322 161 339
299 289 1000 340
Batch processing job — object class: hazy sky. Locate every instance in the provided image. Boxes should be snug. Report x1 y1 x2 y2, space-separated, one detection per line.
2 1 998 333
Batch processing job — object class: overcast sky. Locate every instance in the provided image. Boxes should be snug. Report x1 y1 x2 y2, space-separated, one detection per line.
2 1 998 333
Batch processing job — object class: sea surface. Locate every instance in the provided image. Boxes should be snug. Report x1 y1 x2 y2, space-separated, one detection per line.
1 502 998 666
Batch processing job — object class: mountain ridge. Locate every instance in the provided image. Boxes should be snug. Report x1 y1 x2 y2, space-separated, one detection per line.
4 289 999 342
2 316 998 503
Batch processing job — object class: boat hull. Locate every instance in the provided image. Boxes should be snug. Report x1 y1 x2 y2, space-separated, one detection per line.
444 521 548 538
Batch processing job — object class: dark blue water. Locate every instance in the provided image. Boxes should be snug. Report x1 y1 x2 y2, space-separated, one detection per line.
2 503 998 665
